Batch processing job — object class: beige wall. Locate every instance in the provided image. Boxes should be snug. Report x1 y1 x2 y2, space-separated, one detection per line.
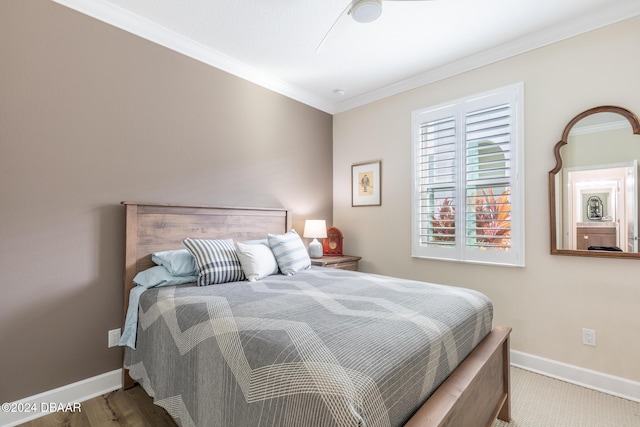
334 16 640 382
0 1 332 402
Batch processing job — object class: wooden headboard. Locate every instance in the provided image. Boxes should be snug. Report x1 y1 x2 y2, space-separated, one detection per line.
121 202 292 387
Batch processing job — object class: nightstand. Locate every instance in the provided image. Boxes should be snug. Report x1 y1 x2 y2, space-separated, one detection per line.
310 255 361 271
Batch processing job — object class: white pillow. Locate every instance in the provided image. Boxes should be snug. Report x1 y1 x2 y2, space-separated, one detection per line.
267 230 311 276
234 241 279 282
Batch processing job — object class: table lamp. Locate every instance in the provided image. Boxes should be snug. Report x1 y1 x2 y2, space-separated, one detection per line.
303 220 327 258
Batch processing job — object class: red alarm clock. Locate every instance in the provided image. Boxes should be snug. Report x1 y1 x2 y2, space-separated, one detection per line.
323 227 343 256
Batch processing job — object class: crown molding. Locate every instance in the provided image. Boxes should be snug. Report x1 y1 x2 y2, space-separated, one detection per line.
333 2 640 114
51 0 335 113
52 0 640 115
570 120 631 136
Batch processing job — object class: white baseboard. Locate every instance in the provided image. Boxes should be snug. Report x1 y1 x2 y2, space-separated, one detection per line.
511 350 640 403
0 369 122 427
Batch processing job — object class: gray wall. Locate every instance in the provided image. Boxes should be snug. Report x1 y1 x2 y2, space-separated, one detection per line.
0 0 333 402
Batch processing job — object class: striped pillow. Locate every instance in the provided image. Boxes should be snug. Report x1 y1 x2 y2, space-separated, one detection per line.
183 238 245 286
267 230 311 276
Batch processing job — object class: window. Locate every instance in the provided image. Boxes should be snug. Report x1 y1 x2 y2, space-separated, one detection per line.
411 84 524 266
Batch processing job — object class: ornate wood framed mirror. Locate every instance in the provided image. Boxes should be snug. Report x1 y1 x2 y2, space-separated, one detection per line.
549 106 640 258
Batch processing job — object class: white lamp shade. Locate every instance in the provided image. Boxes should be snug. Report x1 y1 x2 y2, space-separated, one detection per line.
303 220 327 239
304 220 327 258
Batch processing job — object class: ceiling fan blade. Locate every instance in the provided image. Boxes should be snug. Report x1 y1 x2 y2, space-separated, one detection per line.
316 2 352 53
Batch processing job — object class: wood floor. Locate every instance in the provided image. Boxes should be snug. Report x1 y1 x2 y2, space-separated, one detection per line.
18 386 178 427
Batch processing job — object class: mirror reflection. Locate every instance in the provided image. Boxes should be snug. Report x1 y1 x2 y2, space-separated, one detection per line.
550 106 640 258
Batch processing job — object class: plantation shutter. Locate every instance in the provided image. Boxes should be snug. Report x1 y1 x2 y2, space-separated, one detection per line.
464 104 512 252
416 112 458 249
412 84 524 266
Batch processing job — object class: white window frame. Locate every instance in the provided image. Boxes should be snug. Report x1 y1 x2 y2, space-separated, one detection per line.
411 83 525 267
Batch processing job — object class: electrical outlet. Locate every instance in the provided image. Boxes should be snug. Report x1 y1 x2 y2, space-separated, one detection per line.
108 328 121 348
582 328 596 346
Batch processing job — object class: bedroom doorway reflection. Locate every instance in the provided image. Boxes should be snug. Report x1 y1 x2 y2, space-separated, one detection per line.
563 161 638 252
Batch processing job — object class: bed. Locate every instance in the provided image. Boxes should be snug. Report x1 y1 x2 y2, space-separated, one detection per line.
121 202 511 427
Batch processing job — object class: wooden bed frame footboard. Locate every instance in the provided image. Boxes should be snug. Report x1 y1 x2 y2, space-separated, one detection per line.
121 202 511 427
405 326 511 427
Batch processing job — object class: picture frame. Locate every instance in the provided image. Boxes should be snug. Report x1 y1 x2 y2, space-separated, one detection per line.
352 160 381 207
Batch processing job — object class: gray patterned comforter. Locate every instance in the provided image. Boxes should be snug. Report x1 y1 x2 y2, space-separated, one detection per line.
124 267 492 427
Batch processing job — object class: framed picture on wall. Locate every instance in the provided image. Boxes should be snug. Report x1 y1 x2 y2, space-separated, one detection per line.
352 160 381 207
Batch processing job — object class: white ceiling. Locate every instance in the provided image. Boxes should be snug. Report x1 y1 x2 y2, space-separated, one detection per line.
54 0 640 114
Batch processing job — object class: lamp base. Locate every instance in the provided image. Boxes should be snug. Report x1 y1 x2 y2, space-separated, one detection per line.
308 238 323 258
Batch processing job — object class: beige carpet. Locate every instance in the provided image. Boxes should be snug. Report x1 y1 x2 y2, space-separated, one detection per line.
494 367 640 427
